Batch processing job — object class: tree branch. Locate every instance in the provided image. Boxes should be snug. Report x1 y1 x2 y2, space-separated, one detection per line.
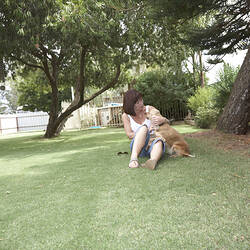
42 58 55 85
108 3 145 12
55 63 121 129
75 46 88 103
58 47 65 64
83 64 121 104
39 44 53 61
10 55 44 70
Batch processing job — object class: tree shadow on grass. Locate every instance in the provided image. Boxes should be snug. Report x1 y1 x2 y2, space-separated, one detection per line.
0 128 128 162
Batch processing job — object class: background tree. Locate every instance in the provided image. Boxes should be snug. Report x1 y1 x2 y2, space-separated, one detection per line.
134 41 203 119
0 83 18 113
0 91 8 113
3 88 19 113
212 63 240 115
135 67 196 120
0 0 174 138
147 0 250 134
15 67 71 113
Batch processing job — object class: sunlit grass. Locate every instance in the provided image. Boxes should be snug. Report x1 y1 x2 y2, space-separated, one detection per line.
172 123 208 134
0 127 249 249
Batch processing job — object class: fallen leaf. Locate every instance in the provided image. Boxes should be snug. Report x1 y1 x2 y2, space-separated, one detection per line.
232 173 246 178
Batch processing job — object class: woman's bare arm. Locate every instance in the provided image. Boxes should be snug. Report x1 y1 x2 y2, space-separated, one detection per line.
122 113 135 139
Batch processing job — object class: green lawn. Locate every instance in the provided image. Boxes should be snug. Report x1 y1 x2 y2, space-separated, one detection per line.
0 127 249 249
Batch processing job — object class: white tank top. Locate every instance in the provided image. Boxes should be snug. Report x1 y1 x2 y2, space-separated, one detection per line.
128 106 151 132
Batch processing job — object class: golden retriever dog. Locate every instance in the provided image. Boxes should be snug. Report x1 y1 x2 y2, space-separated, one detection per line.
147 108 194 157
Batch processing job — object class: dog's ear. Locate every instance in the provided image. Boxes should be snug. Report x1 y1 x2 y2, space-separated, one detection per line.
171 145 179 155
151 109 161 116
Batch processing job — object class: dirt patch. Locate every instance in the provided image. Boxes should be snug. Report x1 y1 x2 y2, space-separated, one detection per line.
185 129 250 158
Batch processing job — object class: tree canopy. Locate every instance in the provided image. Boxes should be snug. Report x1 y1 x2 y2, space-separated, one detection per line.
1 0 249 135
0 0 176 137
148 0 250 55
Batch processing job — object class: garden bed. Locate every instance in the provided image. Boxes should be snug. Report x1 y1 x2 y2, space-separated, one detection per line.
185 129 250 157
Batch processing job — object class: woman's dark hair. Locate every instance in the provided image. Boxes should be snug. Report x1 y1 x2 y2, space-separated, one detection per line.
123 89 142 116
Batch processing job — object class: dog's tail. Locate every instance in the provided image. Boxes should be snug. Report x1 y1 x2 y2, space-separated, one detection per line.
181 152 195 157
172 144 195 158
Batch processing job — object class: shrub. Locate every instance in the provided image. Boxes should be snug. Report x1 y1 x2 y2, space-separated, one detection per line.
195 106 219 128
187 86 215 114
135 70 195 105
135 69 196 119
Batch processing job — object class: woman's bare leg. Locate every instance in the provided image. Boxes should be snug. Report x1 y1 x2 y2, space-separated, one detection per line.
143 140 163 170
129 126 148 168
150 140 163 162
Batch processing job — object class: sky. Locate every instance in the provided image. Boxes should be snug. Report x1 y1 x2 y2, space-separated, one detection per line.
204 49 247 84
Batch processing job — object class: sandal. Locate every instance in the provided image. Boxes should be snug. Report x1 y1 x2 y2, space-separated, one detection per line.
129 158 140 168
117 151 128 156
141 159 157 170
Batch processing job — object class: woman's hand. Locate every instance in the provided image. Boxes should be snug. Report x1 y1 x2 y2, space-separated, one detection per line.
151 115 162 126
147 106 168 126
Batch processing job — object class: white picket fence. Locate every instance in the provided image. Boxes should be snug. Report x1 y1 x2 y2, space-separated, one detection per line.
0 103 123 135
62 102 123 130
0 112 49 135
62 102 98 130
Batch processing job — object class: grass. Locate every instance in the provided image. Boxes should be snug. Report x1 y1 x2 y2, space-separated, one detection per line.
0 126 249 249
171 124 208 134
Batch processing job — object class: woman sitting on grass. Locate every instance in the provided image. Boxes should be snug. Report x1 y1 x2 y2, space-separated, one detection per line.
122 89 169 170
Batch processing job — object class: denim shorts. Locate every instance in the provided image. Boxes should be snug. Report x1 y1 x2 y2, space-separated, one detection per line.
130 125 166 157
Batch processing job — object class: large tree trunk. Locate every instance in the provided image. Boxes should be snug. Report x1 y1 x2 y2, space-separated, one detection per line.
44 63 121 138
42 45 121 138
216 48 250 134
44 78 60 138
43 57 60 138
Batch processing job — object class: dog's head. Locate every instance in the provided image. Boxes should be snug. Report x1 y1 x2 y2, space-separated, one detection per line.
146 108 162 130
146 108 161 120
